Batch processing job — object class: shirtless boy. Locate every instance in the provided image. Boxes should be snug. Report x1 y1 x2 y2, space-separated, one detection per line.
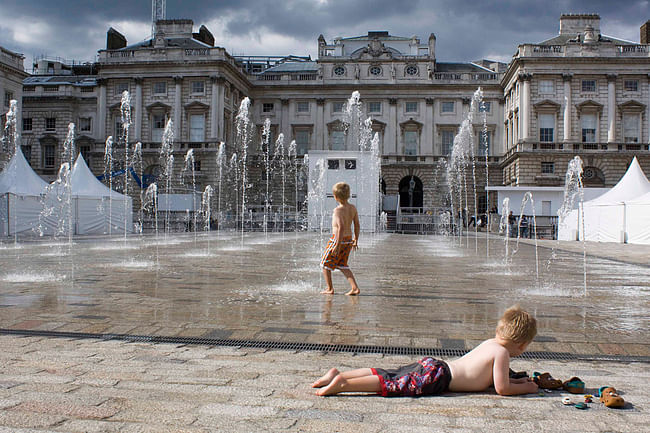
319 182 361 296
312 305 538 397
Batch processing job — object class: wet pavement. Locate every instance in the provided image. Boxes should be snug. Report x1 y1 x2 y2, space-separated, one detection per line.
0 231 648 431
0 232 649 357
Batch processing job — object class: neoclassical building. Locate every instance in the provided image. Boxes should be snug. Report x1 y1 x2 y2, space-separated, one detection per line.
0 46 28 166
6 13 650 220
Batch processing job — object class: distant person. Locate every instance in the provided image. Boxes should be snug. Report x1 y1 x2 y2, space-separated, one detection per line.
508 211 516 237
319 182 360 296
312 305 538 397
520 215 529 239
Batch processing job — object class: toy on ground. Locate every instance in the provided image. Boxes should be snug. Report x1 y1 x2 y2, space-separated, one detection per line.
598 386 625 408
533 372 563 389
562 397 572 405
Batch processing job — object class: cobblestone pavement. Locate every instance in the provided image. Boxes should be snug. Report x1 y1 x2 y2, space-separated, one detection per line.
0 335 647 432
0 232 648 431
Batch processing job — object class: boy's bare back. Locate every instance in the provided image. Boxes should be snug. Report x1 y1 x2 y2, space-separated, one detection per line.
332 203 358 238
448 338 537 396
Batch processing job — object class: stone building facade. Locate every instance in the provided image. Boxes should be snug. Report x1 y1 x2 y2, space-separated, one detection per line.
501 14 650 189
4 14 650 220
0 46 28 166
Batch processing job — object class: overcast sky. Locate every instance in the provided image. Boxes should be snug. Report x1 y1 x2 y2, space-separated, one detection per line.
1 0 648 70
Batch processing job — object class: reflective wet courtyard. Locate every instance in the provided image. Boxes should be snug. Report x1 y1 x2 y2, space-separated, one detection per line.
1 232 648 357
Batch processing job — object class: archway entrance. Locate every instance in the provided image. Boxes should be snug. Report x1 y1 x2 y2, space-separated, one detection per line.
399 175 423 210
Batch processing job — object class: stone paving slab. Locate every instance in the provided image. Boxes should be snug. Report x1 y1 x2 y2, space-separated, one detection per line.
0 335 646 432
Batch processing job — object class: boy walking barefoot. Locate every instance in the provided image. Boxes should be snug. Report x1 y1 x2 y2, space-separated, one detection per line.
320 182 361 296
312 305 539 397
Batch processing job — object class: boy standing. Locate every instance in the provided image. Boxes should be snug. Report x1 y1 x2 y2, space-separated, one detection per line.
312 305 538 397
320 182 361 296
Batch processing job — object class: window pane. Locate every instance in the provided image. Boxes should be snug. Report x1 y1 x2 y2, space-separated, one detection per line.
297 101 309 112
624 115 639 143
191 81 204 93
581 80 596 92
442 130 454 155
624 80 638 91
405 102 418 113
153 82 166 94
332 102 344 113
404 131 417 155
190 114 205 141
152 114 165 142
295 130 309 155
331 131 345 150
368 102 381 113
581 113 596 143
441 102 454 113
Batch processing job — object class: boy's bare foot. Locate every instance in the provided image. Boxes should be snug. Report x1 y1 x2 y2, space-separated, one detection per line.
312 368 339 388
345 288 360 296
316 374 346 396
320 289 334 294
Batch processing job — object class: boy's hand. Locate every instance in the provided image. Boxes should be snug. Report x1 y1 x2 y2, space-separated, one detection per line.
352 239 358 250
524 379 538 394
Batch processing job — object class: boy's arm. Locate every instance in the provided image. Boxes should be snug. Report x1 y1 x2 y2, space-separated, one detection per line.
332 211 342 251
493 351 538 396
353 208 360 248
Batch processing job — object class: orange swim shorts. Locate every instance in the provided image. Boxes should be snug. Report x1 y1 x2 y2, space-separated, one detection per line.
320 235 354 270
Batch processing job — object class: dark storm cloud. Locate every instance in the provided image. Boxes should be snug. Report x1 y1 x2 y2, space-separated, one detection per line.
1 0 648 67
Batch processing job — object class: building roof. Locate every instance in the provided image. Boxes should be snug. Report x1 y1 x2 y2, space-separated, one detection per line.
122 37 211 51
538 33 638 46
261 61 319 74
436 62 492 72
23 76 96 86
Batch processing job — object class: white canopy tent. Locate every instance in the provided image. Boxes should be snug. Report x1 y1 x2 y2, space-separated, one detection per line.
40 154 134 236
558 157 650 242
625 191 650 245
0 147 49 237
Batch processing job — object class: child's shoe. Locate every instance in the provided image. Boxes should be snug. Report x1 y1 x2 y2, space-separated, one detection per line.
562 377 585 394
532 372 563 389
598 386 625 408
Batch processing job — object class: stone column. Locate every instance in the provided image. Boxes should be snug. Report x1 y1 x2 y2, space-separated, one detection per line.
281 99 290 144
425 98 434 155
563 73 572 142
388 98 397 154
209 75 218 140
607 74 617 143
173 76 182 140
519 73 531 141
217 79 225 141
134 77 143 141
316 98 325 150
97 78 107 140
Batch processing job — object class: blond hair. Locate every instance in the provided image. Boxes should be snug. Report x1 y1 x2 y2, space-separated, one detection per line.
495 305 537 344
332 182 350 201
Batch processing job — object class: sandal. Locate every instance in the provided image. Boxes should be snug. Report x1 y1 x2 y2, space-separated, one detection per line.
599 386 625 408
533 372 563 389
509 368 529 379
563 377 585 394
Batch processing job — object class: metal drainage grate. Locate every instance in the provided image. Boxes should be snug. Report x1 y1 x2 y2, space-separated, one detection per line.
1 328 648 363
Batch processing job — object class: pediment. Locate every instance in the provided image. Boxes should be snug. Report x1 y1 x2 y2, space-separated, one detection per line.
184 101 209 110
533 99 561 110
576 99 603 111
146 101 171 111
618 99 646 112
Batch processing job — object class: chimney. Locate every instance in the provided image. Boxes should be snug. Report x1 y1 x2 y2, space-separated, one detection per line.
107 27 127 50
641 21 650 44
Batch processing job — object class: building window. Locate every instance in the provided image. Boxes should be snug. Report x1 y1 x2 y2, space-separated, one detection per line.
193 160 201 172
441 101 454 113
539 114 554 142
477 131 491 156
114 117 122 141
191 81 204 94
43 144 56 168
479 101 491 113
22 118 32 131
115 82 129 95
332 101 344 113
190 114 205 142
441 130 454 155
581 80 596 92
328 159 340 170
623 114 640 143
333 66 346 76
624 80 638 92
45 117 56 131
295 129 310 155
80 145 91 163
79 117 92 132
43 86 59 92
541 162 555 174
581 113 596 143
538 80 554 94
404 130 418 155
296 101 310 113
405 101 418 113
4 91 13 107
80 86 94 93
21 145 32 165
367 101 381 113
369 65 382 76
23 86 35 92
405 65 418 76
345 159 356 169
262 103 274 113
152 114 165 142
153 81 167 95
331 130 345 150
